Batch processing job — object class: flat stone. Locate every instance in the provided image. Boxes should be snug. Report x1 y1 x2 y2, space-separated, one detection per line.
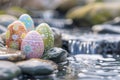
0 61 21 80
16 59 57 75
0 48 25 61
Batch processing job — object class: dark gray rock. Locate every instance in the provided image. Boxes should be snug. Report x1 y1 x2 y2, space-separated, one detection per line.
0 35 5 47
0 25 7 33
43 47 68 63
16 59 57 75
52 28 62 47
0 61 21 80
0 48 26 61
0 32 6 45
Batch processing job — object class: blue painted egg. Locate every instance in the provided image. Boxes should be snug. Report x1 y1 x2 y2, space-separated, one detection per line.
19 14 34 32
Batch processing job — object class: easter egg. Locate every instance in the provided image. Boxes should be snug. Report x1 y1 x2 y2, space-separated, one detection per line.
36 23 54 51
6 21 27 50
19 14 34 32
21 31 44 59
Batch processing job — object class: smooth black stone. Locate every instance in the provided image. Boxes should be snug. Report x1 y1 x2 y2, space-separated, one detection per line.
16 59 57 76
0 61 21 80
43 47 68 63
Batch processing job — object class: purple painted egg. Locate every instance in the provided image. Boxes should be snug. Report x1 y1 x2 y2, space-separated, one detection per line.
21 31 44 59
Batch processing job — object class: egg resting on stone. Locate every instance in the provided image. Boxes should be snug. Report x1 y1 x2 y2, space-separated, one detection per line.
21 31 44 59
19 14 34 32
36 23 54 52
6 21 27 50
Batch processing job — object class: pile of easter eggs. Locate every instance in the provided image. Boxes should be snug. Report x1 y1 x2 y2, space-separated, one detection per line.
6 14 54 59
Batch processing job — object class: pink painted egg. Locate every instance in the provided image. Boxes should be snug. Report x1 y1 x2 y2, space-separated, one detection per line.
21 31 44 59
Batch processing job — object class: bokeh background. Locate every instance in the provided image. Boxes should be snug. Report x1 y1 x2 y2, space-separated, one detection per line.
0 0 120 27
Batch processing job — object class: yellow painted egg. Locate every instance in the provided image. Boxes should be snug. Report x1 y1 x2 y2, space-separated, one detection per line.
36 23 54 52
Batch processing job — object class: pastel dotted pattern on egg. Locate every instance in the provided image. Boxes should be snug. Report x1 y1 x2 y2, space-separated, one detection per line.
6 21 27 50
19 14 34 32
36 23 54 51
21 31 44 59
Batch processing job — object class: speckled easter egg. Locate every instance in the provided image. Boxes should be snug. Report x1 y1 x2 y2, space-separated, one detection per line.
19 14 34 32
6 21 27 50
36 23 54 51
21 31 44 59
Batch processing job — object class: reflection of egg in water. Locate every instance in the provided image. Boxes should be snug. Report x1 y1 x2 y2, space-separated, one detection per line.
21 31 44 59
6 21 27 50
19 14 34 32
36 23 54 52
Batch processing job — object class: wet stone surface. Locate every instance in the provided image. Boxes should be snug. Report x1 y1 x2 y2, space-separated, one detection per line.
43 47 68 63
16 59 57 76
6 54 120 80
63 54 120 80
0 61 21 80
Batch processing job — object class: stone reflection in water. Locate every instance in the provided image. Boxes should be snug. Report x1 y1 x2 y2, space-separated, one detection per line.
55 54 103 80
62 54 120 80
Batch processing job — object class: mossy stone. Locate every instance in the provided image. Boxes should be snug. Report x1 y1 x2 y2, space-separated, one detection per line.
66 3 120 26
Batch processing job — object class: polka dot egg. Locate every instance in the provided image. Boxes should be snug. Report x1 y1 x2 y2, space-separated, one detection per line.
19 14 34 32
21 31 44 59
6 21 27 50
36 23 54 52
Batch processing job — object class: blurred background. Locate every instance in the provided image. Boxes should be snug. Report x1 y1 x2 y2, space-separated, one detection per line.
0 0 120 27
1 0 120 55
1 1 120 80
0 0 120 32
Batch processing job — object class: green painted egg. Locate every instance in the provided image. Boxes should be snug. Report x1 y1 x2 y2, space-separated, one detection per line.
36 23 54 51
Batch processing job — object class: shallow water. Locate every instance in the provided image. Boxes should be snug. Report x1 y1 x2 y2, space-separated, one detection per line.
18 55 120 80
